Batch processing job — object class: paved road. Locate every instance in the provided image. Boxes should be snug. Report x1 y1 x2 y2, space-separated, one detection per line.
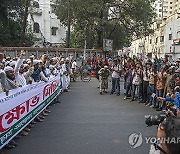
2 79 157 154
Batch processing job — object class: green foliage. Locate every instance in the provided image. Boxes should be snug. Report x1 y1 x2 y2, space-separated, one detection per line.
56 0 156 50
0 0 34 47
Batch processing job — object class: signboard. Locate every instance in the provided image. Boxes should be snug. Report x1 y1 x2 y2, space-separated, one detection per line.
103 39 113 52
0 75 62 149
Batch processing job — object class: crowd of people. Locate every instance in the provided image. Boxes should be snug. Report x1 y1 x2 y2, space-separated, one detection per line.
0 51 180 153
93 55 180 154
94 55 180 113
0 51 73 149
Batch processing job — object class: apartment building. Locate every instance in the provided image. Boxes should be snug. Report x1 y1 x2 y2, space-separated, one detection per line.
163 0 177 19
151 0 163 19
174 0 180 13
28 0 66 47
130 0 180 60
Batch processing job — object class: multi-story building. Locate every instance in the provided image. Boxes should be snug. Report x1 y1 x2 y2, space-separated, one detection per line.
163 14 180 59
162 0 177 19
28 0 66 47
151 0 163 19
130 0 180 60
174 0 180 13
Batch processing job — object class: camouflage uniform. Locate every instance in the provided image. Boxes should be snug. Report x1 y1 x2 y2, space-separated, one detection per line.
98 68 110 92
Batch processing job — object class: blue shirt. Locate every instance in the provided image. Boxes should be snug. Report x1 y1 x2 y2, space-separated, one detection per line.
165 93 180 111
31 68 42 82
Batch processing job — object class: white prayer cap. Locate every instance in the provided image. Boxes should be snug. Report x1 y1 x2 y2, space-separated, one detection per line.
52 57 56 60
4 66 14 72
10 61 16 67
27 60 31 64
49 65 54 70
33 60 40 65
6 57 11 60
104 65 108 68
61 58 64 62
66 57 69 61
24 64 29 68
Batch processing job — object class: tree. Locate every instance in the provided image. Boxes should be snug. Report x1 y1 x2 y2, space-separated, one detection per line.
56 0 156 50
0 0 34 47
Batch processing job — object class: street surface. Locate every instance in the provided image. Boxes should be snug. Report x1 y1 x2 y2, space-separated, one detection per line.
3 79 157 154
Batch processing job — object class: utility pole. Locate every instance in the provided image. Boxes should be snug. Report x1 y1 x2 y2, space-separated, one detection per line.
21 0 30 46
66 0 71 48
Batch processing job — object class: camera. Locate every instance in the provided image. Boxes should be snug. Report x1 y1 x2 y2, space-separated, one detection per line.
145 107 177 127
145 110 168 127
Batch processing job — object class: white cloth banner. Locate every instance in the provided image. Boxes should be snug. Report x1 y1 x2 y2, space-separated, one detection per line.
0 74 62 149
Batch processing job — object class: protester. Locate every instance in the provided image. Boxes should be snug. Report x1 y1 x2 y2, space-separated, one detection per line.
0 51 73 149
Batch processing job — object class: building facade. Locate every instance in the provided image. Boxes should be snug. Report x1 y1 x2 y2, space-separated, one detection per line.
130 0 180 60
28 0 66 47
162 0 177 19
152 0 163 19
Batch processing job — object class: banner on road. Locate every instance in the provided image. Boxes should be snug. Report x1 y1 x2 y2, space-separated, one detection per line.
0 75 62 149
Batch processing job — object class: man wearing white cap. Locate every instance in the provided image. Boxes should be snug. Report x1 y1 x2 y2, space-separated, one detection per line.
9 61 16 69
31 59 48 82
0 51 27 95
65 57 71 88
23 56 34 84
14 51 27 87
49 65 57 79
0 66 18 96
61 59 68 92
98 65 110 95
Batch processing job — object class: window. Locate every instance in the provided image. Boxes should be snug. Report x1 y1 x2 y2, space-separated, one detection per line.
156 37 158 43
159 9 162 12
157 24 160 28
170 2 173 4
150 39 152 44
51 27 58 35
33 22 40 33
51 5 56 14
33 1 39 8
169 34 172 40
160 36 164 42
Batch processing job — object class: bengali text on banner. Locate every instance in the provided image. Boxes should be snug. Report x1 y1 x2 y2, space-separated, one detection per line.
0 74 62 149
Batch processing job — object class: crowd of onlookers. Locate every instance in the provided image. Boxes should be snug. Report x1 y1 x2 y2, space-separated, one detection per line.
92 55 180 113
122 56 179 111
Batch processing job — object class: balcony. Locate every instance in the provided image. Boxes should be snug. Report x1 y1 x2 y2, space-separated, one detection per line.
31 8 42 15
173 38 180 45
